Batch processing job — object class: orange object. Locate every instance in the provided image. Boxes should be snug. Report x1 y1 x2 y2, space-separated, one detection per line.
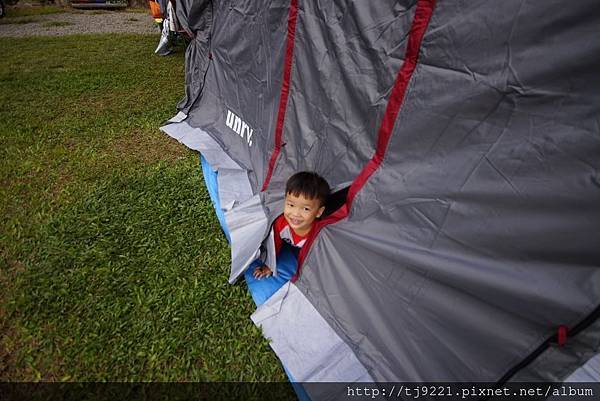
149 0 161 19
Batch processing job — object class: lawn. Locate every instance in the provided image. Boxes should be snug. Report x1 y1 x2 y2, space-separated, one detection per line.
0 34 287 384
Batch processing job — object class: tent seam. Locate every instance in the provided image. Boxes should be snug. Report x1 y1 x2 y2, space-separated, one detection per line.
261 0 299 192
294 0 437 282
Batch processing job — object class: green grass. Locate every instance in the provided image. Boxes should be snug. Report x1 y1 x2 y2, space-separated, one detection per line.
0 35 287 384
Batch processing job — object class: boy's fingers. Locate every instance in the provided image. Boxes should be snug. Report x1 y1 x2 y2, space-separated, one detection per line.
253 266 268 279
252 266 272 280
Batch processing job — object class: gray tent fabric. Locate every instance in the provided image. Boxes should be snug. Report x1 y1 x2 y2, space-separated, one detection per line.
251 282 374 382
176 0 212 113
512 317 600 382
566 355 600 382
174 0 212 38
291 0 600 382
164 0 600 387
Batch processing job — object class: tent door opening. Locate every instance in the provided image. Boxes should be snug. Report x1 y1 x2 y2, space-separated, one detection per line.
322 185 350 218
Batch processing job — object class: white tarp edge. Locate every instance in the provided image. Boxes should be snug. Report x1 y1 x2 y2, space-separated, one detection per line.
161 121 266 283
252 282 373 399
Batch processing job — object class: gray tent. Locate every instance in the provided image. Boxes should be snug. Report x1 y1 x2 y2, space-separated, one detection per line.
162 0 600 393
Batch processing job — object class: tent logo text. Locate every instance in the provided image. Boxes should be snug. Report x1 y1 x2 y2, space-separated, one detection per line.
225 109 254 147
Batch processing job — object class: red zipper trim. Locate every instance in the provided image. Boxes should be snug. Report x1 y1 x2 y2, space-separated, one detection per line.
261 0 299 192
293 0 437 281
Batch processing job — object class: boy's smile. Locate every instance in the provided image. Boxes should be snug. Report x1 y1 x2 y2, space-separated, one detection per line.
283 192 325 236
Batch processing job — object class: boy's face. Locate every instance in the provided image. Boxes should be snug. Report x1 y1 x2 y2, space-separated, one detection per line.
283 192 325 236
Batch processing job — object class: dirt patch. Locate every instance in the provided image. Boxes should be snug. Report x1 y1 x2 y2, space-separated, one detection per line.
110 130 189 165
0 9 158 37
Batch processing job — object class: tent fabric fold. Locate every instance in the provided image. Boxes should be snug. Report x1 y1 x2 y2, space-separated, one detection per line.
164 0 600 388
251 282 375 386
161 121 267 283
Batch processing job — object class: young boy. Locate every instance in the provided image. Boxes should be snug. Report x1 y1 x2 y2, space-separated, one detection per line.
253 171 330 279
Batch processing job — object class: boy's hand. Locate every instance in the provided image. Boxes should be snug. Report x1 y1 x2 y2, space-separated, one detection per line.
253 265 273 279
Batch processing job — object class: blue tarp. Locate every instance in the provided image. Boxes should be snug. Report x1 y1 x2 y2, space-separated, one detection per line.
200 156 230 242
244 245 298 306
200 154 297 298
199 155 310 401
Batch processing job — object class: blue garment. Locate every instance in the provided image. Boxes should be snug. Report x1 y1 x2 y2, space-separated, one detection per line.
200 155 310 401
244 243 298 307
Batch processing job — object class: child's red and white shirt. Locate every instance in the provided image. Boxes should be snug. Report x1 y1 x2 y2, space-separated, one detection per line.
273 214 308 256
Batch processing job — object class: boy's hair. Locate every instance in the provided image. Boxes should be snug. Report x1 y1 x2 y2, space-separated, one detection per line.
285 171 330 207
